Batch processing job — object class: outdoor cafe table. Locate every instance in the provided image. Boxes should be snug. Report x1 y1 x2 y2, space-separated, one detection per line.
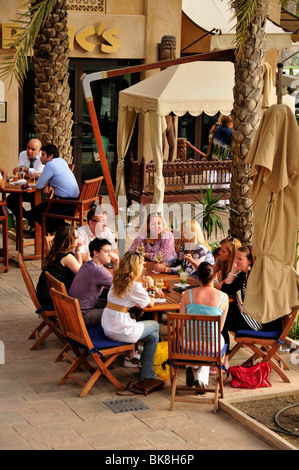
1 181 42 260
142 261 198 321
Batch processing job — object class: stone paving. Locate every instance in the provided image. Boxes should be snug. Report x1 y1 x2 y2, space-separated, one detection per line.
0 236 299 451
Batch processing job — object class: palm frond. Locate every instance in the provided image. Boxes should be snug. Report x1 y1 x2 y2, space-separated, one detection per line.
0 0 57 87
231 0 258 61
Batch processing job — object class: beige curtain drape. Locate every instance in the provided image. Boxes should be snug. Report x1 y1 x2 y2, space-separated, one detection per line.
244 104 299 323
115 107 137 198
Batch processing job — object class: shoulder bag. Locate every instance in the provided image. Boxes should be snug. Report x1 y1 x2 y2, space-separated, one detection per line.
229 362 272 389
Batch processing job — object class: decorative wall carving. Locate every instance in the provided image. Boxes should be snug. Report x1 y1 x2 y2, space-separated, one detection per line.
66 0 105 13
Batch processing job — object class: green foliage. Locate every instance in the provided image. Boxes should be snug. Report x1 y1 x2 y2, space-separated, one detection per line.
289 314 299 341
193 184 237 240
0 0 57 87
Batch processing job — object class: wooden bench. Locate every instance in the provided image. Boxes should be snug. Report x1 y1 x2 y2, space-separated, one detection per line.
127 156 231 205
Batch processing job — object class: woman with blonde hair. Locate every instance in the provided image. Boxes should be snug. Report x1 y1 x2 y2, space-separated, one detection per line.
214 236 242 287
36 225 82 307
101 251 161 381
129 212 176 263
157 219 214 278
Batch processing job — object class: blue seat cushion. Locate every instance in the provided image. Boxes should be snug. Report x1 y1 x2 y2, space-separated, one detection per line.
234 329 282 340
68 325 130 354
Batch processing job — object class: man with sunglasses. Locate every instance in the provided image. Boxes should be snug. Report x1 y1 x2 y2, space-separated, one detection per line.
77 206 118 262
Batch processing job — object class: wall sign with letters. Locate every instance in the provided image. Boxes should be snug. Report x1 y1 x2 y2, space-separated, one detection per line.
2 22 121 54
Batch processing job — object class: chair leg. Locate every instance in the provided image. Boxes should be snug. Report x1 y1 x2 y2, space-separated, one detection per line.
30 326 52 350
170 366 179 411
28 320 47 339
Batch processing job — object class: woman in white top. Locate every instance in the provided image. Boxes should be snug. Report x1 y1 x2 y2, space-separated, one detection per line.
101 251 160 381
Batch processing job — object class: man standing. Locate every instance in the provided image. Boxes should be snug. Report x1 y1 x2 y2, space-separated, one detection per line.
69 238 119 326
29 144 79 234
77 207 118 262
6 139 44 231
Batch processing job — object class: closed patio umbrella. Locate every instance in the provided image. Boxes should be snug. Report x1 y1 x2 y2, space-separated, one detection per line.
243 104 299 324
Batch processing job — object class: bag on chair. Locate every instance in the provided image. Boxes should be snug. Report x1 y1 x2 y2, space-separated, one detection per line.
229 362 272 389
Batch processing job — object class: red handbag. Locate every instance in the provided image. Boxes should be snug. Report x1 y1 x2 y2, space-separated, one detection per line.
229 362 272 389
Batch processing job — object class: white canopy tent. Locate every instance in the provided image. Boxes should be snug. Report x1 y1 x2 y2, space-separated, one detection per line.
116 60 235 208
182 0 293 51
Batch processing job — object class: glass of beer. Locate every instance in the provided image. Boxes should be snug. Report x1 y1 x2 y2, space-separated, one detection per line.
155 278 164 291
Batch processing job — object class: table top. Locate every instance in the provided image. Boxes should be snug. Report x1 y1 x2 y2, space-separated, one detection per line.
143 261 198 312
1 178 38 194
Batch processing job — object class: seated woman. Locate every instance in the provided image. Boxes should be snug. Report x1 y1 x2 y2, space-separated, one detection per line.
180 262 229 392
129 212 176 263
156 219 214 278
221 245 283 355
36 225 82 307
213 236 242 288
101 251 162 381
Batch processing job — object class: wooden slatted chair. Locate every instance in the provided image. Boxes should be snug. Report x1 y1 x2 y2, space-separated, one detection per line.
228 310 298 383
41 176 104 259
17 253 65 350
0 199 9 272
167 313 227 413
50 288 135 397
45 270 93 368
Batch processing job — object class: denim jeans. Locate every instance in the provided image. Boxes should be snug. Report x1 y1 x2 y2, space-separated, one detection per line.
137 320 159 381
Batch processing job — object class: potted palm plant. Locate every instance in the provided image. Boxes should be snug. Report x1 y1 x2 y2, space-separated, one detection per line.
193 184 237 242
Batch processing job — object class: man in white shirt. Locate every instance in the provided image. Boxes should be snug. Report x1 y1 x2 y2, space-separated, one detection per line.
7 139 44 231
12 138 44 176
77 206 118 262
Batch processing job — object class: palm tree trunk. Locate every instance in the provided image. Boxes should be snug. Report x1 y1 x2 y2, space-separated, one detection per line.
32 0 73 162
229 0 270 243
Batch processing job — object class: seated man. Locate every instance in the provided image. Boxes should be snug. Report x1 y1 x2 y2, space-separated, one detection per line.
6 139 44 231
69 238 119 327
28 144 79 234
77 207 118 262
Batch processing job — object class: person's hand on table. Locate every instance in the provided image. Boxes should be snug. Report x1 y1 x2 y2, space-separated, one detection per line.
155 287 164 298
156 263 167 273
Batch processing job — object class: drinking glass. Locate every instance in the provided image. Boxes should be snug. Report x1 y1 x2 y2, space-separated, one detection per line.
154 251 163 263
155 278 164 290
179 271 188 285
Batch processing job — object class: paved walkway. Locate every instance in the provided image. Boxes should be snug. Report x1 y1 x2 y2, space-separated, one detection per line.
0 236 298 451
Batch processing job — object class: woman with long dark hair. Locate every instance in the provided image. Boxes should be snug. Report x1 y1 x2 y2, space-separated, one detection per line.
36 225 82 307
221 245 283 355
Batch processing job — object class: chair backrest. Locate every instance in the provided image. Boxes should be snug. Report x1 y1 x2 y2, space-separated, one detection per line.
76 176 104 213
167 313 222 363
68 163 75 173
280 310 298 342
17 252 41 311
50 288 93 350
78 176 103 201
45 271 67 295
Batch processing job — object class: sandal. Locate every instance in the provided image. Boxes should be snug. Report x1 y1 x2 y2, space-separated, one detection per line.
186 367 195 387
